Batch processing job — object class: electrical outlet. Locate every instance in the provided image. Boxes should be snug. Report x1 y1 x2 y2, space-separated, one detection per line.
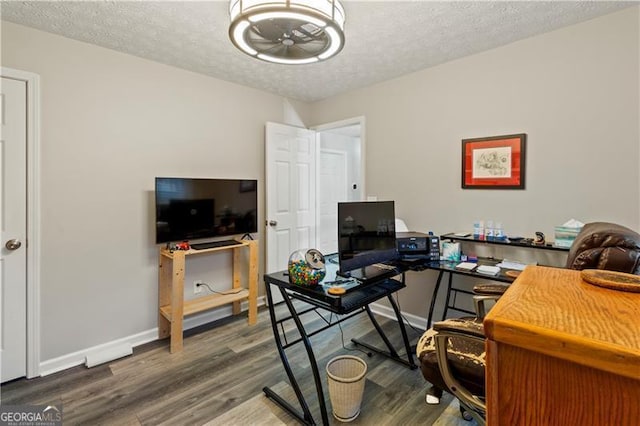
194 280 203 294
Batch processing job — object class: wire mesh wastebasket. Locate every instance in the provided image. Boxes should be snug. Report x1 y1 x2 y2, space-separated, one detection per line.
326 355 368 422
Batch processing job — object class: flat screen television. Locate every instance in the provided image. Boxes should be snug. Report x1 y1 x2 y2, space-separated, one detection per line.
337 201 399 279
155 177 257 244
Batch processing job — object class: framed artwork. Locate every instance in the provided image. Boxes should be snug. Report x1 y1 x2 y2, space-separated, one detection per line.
461 133 526 189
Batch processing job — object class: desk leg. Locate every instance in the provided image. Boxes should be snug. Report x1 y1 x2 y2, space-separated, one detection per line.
427 271 445 328
262 282 327 426
442 272 454 321
352 302 417 370
387 294 416 368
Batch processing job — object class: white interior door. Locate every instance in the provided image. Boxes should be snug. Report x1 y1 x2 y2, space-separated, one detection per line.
1 76 28 382
317 149 348 254
265 122 317 285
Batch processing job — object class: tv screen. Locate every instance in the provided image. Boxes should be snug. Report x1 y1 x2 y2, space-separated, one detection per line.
337 201 398 274
155 177 257 244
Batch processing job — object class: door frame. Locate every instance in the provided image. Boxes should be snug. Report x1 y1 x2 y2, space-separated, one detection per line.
2 67 41 378
311 116 366 199
311 116 366 252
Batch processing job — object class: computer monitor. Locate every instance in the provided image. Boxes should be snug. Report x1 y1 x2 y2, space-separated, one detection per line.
337 201 399 280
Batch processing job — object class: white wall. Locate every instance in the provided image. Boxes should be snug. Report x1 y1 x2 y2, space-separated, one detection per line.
309 7 640 317
1 22 287 363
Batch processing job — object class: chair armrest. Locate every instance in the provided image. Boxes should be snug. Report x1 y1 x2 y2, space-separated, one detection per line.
433 318 485 340
473 283 509 295
473 283 508 318
433 327 487 418
473 295 499 320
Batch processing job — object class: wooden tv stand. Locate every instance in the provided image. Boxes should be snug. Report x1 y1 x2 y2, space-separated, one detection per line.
157 239 258 353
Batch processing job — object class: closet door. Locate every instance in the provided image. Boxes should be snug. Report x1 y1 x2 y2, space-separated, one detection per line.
1 76 28 382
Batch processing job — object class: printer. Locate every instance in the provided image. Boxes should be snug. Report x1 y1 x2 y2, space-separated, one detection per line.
396 232 440 261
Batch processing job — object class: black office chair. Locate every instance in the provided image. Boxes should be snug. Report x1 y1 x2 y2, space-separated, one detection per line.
416 222 640 424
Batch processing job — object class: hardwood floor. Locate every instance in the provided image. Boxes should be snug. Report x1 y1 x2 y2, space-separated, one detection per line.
1 304 474 425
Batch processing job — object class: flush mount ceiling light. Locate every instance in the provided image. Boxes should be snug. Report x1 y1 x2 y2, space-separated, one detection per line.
229 0 345 65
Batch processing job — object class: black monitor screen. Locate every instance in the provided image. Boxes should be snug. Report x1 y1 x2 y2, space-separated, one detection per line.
338 201 398 273
155 177 257 244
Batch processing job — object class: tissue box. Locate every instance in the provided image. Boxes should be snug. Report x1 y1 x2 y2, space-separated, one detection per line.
554 226 582 248
442 241 461 261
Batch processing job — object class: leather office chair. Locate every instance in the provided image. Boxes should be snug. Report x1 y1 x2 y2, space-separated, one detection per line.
565 222 640 273
416 222 640 424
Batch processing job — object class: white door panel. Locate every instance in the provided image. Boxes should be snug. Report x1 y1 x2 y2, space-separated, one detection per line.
265 122 316 303
1 77 28 382
317 149 348 254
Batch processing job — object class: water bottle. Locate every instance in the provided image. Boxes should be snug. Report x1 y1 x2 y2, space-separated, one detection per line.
485 220 494 241
495 222 504 241
473 220 484 239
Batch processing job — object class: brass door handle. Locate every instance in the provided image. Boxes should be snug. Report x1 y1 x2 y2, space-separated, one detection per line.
5 239 22 250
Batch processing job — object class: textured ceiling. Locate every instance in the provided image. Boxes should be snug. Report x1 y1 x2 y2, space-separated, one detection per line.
1 1 634 102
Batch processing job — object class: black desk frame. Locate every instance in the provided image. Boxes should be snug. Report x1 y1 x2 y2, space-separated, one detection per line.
420 234 570 326
262 272 417 426
424 261 512 325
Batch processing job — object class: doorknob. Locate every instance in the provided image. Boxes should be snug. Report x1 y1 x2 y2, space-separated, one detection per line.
267 220 278 227
5 239 22 251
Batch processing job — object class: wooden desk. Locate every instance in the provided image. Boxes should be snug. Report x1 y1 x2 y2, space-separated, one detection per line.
484 266 640 425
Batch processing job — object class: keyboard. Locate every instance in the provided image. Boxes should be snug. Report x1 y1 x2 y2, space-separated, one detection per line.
346 263 400 283
338 279 404 312
372 263 397 270
190 240 239 250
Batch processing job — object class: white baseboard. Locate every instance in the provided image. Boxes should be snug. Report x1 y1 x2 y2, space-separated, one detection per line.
39 328 158 377
85 343 133 368
39 296 266 377
368 301 428 330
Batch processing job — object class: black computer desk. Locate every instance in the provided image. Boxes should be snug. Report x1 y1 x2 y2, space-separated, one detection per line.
263 242 565 424
418 234 570 326
409 258 514 327
262 263 417 426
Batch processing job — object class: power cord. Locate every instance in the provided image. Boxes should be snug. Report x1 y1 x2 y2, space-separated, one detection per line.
394 292 425 336
336 316 372 358
315 310 372 357
197 282 243 295
392 292 429 359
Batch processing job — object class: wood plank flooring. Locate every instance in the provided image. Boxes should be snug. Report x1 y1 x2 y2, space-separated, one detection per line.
1 303 475 425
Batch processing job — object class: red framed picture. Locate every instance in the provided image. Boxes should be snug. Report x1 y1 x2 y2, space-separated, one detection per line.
462 133 526 189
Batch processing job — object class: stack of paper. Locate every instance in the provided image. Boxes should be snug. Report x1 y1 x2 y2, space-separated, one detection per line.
496 259 531 271
455 262 477 271
477 265 500 276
